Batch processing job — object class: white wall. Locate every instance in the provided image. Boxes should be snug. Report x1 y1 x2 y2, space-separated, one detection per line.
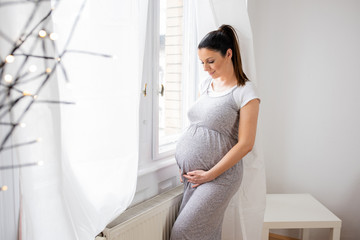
248 0 360 239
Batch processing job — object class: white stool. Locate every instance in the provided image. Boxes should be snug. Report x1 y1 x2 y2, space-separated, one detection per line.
262 194 342 240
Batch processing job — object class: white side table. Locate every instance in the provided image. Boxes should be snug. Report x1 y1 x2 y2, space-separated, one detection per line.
262 194 342 240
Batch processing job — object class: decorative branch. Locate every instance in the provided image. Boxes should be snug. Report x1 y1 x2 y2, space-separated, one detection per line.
34 100 75 104
0 0 113 176
0 1 50 8
64 49 113 58
0 161 43 171
12 53 58 60
0 139 40 152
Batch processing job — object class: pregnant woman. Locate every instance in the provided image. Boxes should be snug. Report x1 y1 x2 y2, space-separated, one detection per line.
170 24 261 240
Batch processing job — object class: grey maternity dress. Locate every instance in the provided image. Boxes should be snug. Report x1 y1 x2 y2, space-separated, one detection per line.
170 78 259 240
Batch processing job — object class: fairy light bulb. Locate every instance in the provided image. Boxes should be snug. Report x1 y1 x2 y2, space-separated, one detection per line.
5 55 15 63
0 185 8 191
4 74 13 83
19 123 26 128
46 68 52 74
49 33 58 41
22 91 32 96
56 57 61 62
29 65 37 73
36 137 43 142
37 161 44 166
33 95 38 100
38 30 47 38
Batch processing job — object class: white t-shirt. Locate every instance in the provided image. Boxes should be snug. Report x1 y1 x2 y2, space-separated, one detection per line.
199 77 260 110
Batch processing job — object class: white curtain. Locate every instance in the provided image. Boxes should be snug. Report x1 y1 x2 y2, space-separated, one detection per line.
190 0 267 239
182 0 199 127
0 0 148 239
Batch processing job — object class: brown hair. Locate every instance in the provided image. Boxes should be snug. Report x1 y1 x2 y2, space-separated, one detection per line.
198 24 248 86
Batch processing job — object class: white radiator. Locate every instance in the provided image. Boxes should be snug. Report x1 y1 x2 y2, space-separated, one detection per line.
102 186 183 240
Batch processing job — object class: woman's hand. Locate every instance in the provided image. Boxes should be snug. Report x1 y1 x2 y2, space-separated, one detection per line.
183 170 214 188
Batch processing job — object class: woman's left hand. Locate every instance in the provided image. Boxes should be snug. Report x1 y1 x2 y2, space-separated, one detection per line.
183 170 214 188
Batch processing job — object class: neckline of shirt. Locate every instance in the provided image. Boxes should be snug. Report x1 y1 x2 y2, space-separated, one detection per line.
207 78 238 97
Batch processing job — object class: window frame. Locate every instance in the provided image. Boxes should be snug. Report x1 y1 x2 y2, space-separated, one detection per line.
139 0 197 167
134 0 198 206
151 0 184 161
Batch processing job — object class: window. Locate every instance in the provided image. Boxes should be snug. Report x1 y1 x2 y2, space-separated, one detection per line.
135 0 197 206
153 0 184 160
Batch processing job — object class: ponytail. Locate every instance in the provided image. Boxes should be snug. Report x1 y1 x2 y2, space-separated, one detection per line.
198 24 248 86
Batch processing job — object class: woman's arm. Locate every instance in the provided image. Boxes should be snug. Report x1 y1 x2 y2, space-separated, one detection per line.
183 98 260 187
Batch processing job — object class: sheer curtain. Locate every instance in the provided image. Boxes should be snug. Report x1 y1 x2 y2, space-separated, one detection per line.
191 0 266 239
182 0 199 126
0 0 148 239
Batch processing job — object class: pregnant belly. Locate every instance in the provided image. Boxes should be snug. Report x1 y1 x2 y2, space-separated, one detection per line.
175 126 235 173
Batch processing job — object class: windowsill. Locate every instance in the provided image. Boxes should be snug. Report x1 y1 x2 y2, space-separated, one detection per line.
137 157 177 176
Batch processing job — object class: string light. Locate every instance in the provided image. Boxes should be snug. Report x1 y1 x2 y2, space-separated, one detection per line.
29 65 37 73
4 74 13 83
37 161 44 166
5 55 15 63
21 91 37 99
49 33 58 41
0 185 8 192
38 29 47 38
0 1 111 175
22 90 32 96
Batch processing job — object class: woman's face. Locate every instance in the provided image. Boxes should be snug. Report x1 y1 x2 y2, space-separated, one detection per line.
198 48 232 79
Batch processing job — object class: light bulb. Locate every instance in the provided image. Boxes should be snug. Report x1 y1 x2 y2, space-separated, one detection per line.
0 185 8 191
33 95 38 100
19 123 26 128
4 74 13 83
49 33 58 41
56 57 61 62
37 161 44 166
5 55 15 63
39 30 47 38
29 65 37 73
45 68 52 74
36 137 43 142
22 91 31 96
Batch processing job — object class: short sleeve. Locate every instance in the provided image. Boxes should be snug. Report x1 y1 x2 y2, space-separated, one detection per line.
198 77 212 96
233 81 260 110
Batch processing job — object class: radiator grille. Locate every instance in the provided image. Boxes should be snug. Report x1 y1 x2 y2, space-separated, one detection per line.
103 186 183 240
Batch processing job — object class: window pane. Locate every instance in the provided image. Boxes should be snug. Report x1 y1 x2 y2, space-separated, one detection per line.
158 0 183 153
